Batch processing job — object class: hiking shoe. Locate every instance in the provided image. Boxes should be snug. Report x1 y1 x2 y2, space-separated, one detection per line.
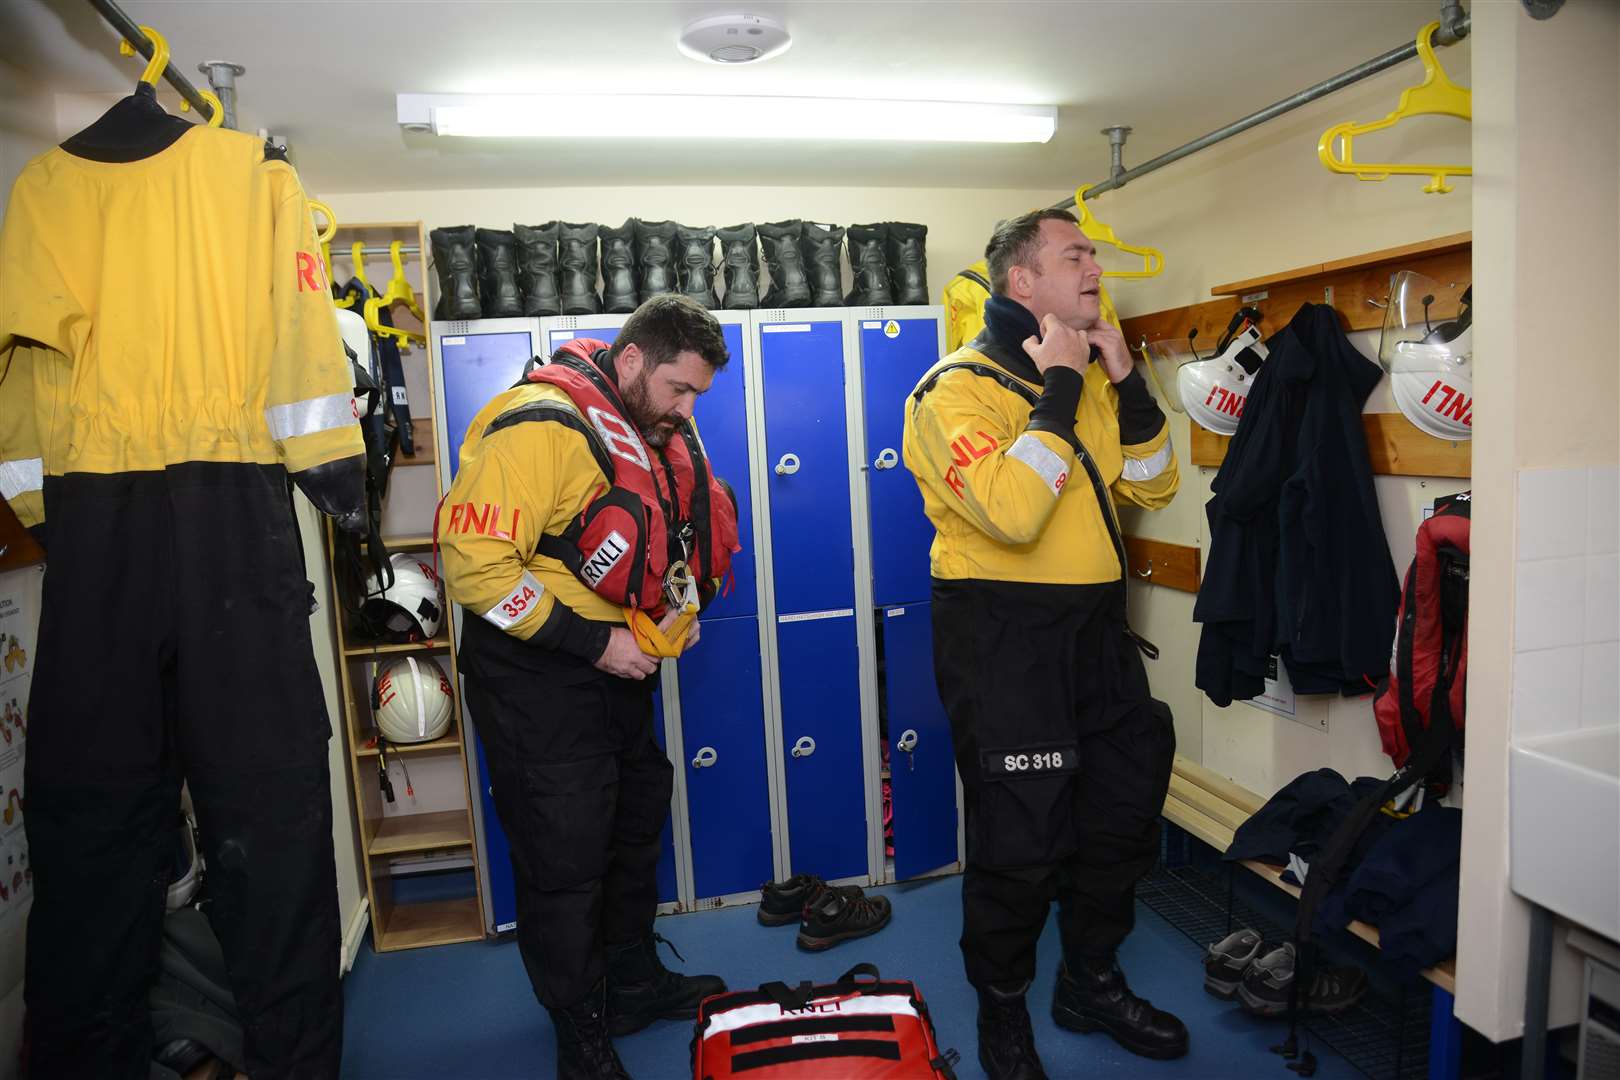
1052 956 1189 1060
1204 928 1266 1000
977 983 1049 1080
795 889 891 950
1237 942 1368 1018
757 874 863 927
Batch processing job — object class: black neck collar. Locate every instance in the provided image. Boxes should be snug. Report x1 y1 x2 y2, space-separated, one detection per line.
61 85 192 163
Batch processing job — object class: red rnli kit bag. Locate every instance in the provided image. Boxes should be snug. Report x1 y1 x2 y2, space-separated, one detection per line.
693 964 958 1079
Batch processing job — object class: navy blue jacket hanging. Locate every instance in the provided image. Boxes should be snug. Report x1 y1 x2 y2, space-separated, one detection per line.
1194 303 1400 705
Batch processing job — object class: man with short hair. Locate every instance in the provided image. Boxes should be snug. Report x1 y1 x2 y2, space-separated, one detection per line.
902 209 1185 1078
440 293 739 1079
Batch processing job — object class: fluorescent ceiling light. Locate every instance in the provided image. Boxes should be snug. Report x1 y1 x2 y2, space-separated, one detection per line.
396 94 1056 144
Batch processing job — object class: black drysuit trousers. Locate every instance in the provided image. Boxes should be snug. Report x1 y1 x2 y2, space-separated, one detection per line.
25 463 341 1079
932 578 1176 991
462 663 671 1009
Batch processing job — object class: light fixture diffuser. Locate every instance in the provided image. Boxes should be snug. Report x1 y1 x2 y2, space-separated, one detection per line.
396 94 1056 144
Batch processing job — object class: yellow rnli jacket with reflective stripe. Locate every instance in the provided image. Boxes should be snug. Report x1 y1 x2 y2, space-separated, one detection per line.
0 127 360 476
0 340 51 529
438 381 635 642
942 259 1124 354
902 340 1179 585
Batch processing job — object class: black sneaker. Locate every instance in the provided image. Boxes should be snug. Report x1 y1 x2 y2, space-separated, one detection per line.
1204 928 1265 999
795 889 892 951
1236 942 1368 1018
757 874 863 927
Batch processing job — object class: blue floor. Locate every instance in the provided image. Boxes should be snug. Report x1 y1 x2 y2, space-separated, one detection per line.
341 874 1365 1079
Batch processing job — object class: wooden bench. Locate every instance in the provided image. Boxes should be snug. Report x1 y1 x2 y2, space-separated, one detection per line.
1162 755 1457 994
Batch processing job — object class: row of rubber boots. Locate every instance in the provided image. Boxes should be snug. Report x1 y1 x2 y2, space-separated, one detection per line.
548 931 723 1079
429 219 929 319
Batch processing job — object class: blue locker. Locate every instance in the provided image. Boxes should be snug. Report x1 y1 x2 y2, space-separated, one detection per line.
548 322 757 618
676 615 774 898
881 603 958 879
757 318 855 615
859 317 942 607
649 684 679 905
437 320 542 476
776 613 867 880
468 731 518 932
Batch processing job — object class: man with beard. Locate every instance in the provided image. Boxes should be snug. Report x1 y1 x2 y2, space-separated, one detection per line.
902 210 1183 1078
439 293 737 1079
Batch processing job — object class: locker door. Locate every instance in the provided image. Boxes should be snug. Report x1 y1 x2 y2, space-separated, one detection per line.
777 613 866 880
649 684 679 905
859 316 942 607
438 321 541 477
881 603 959 879
677 616 774 899
468 727 518 932
757 318 855 615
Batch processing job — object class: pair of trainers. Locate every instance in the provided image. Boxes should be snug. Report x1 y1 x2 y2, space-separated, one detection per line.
1204 930 1367 1018
757 873 892 950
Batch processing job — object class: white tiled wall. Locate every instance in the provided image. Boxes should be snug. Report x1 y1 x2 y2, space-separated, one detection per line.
1513 465 1620 738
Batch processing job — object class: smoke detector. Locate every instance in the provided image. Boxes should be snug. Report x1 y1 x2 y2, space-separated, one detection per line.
677 13 791 65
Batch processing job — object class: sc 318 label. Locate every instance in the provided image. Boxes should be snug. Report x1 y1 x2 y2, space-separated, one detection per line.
982 745 1079 779
1005 751 1065 772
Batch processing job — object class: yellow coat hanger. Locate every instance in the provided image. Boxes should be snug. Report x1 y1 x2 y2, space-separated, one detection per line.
1073 185 1164 279
307 200 338 291
118 24 170 89
192 89 224 127
381 241 426 323
363 294 427 349
1318 21 1471 194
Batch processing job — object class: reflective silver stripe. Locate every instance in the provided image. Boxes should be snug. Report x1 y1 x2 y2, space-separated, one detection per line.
1005 432 1069 496
0 457 43 500
1122 440 1174 482
264 392 356 441
481 570 545 630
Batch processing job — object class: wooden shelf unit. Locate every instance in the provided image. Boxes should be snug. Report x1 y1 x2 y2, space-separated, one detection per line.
324 219 485 954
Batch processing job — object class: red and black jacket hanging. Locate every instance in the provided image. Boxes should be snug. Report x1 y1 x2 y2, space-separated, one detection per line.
522 338 739 616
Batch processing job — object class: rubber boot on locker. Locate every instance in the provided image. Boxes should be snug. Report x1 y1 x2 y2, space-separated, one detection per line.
799 222 845 307
475 228 524 318
632 218 678 303
558 222 602 315
844 223 894 306
514 221 562 317
717 223 760 309
600 220 637 314
757 220 810 307
429 224 481 319
675 224 718 308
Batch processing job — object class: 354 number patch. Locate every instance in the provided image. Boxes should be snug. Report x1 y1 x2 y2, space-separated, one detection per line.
982 745 1080 779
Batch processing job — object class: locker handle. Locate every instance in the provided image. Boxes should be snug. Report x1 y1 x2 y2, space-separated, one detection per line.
691 746 718 769
873 448 899 471
790 736 816 758
896 729 919 753
774 453 801 476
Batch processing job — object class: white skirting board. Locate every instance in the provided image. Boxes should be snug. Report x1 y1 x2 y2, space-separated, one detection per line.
341 897 371 976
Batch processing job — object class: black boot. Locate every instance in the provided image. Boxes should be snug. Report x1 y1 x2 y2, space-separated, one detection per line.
717 224 759 309
758 220 811 307
429 225 481 319
633 218 678 303
976 982 1048 1080
799 222 845 307
675 225 718 308
547 979 631 1080
844 223 893 306
475 228 524 317
885 221 929 305
600 220 637 313
605 932 726 1037
1051 956 1188 1060
514 221 561 317
558 222 602 315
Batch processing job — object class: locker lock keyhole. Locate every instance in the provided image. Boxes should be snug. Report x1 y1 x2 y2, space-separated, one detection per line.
873 447 899 471
775 453 801 476
692 746 718 769
897 728 919 770
791 736 816 758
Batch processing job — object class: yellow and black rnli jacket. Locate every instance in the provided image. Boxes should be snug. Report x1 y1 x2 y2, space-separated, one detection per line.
902 295 1178 588
438 343 738 676
942 259 1125 354
0 339 51 535
0 125 361 481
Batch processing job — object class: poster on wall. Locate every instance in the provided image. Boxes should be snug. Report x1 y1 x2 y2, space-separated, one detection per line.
0 565 42 933
1251 653 1328 733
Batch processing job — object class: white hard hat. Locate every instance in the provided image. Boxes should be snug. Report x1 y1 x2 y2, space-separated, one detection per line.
1177 321 1267 436
361 553 444 641
1380 273 1472 441
374 656 453 744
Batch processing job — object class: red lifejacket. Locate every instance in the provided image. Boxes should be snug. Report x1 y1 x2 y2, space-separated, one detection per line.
1372 491 1470 780
524 339 740 616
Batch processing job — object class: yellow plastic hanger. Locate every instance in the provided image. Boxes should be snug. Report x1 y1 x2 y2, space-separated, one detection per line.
1073 185 1165 279
1318 21 1471 194
363 293 427 349
191 89 224 128
381 241 426 323
307 200 338 290
118 24 170 89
